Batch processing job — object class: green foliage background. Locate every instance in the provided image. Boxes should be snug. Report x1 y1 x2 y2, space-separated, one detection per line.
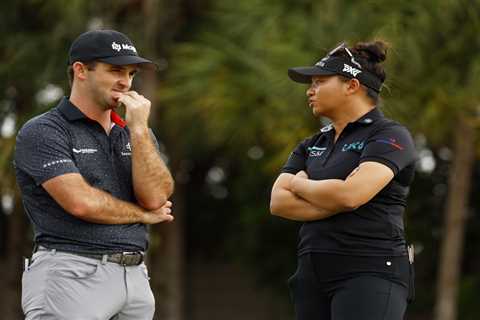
1 0 479 318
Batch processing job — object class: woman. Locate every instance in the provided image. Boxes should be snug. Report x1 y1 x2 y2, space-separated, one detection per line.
270 41 416 320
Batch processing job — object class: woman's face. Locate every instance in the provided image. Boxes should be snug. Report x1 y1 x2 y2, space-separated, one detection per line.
306 75 346 117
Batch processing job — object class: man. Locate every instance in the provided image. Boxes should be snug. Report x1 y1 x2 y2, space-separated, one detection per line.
15 29 174 319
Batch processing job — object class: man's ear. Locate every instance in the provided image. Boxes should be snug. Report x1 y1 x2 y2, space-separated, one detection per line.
72 62 88 81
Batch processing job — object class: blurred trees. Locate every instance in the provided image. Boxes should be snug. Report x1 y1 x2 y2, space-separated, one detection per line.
385 1 480 319
1 0 480 319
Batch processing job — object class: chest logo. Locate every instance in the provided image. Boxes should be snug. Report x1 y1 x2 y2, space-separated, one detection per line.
342 141 364 152
72 148 98 154
122 143 132 156
307 146 327 157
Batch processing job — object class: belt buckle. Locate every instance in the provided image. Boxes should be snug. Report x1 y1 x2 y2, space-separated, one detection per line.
120 251 143 266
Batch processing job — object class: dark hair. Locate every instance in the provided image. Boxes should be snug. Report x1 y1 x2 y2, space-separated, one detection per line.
67 61 98 87
333 40 388 103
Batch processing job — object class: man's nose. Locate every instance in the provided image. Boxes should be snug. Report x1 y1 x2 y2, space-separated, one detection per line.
118 74 132 88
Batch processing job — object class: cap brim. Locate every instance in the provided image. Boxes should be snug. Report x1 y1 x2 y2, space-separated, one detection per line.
288 66 336 83
98 55 158 70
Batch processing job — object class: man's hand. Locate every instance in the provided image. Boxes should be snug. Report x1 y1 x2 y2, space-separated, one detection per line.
141 200 174 224
118 91 151 131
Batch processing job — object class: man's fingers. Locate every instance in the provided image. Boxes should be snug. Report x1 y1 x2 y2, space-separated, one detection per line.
123 91 146 101
117 94 136 105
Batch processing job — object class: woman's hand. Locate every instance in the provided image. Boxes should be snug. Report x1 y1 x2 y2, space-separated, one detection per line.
290 170 308 193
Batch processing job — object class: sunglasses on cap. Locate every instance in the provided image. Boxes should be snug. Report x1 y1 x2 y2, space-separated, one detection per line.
288 42 384 93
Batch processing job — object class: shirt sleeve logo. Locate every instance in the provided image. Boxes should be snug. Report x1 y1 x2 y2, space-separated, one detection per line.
375 138 404 150
43 159 73 168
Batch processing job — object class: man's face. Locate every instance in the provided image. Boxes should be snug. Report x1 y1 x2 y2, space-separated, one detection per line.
84 62 139 110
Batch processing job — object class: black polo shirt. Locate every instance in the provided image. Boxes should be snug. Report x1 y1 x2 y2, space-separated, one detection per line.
14 97 158 254
282 108 417 257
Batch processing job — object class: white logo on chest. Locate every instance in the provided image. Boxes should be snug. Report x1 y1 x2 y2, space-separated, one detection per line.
122 143 132 156
72 148 98 154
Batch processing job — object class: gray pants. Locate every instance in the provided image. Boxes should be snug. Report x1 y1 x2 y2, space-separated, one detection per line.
22 249 155 320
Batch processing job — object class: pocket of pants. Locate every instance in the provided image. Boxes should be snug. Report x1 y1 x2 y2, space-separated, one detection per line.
140 263 151 281
407 262 415 303
49 255 99 279
287 266 299 301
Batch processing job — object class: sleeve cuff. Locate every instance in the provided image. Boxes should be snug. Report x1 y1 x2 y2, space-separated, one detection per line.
359 157 399 175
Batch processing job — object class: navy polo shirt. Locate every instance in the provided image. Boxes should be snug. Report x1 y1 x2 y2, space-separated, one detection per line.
14 97 158 254
282 108 417 257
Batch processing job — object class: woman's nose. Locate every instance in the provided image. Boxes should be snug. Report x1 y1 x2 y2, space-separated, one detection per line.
306 87 314 97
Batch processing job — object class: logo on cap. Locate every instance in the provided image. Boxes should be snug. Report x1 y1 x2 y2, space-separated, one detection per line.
112 42 122 52
111 42 137 53
343 64 362 77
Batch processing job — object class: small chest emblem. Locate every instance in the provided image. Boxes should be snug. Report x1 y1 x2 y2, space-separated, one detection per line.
342 141 365 152
307 146 327 157
72 148 98 154
122 143 132 156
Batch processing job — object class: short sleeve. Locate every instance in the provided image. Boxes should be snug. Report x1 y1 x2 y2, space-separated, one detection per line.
281 140 308 174
360 124 416 175
14 120 79 185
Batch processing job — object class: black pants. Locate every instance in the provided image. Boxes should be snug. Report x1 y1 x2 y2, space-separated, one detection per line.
288 253 409 320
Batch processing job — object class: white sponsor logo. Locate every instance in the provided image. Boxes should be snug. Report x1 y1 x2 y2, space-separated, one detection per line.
111 42 137 53
43 159 73 168
343 64 362 77
72 148 98 154
112 42 121 52
122 44 137 53
121 143 132 156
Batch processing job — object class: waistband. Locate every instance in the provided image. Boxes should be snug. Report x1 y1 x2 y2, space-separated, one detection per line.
34 245 144 266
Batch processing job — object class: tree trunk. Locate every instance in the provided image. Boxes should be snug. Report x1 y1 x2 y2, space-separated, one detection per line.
141 1 185 319
434 116 476 320
149 187 185 320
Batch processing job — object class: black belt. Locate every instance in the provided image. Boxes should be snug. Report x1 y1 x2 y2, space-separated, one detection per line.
35 246 144 266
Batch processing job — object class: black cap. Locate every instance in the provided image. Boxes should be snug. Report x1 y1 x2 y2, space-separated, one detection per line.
68 30 157 69
288 55 383 92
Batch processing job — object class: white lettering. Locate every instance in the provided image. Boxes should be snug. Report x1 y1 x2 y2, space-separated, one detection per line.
121 44 137 53
343 64 362 77
111 42 137 53
72 148 98 154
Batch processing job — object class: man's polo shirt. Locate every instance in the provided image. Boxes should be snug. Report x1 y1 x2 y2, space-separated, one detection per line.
14 97 156 254
282 108 417 257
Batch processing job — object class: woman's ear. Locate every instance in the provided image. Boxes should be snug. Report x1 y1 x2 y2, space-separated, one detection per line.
345 78 361 95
